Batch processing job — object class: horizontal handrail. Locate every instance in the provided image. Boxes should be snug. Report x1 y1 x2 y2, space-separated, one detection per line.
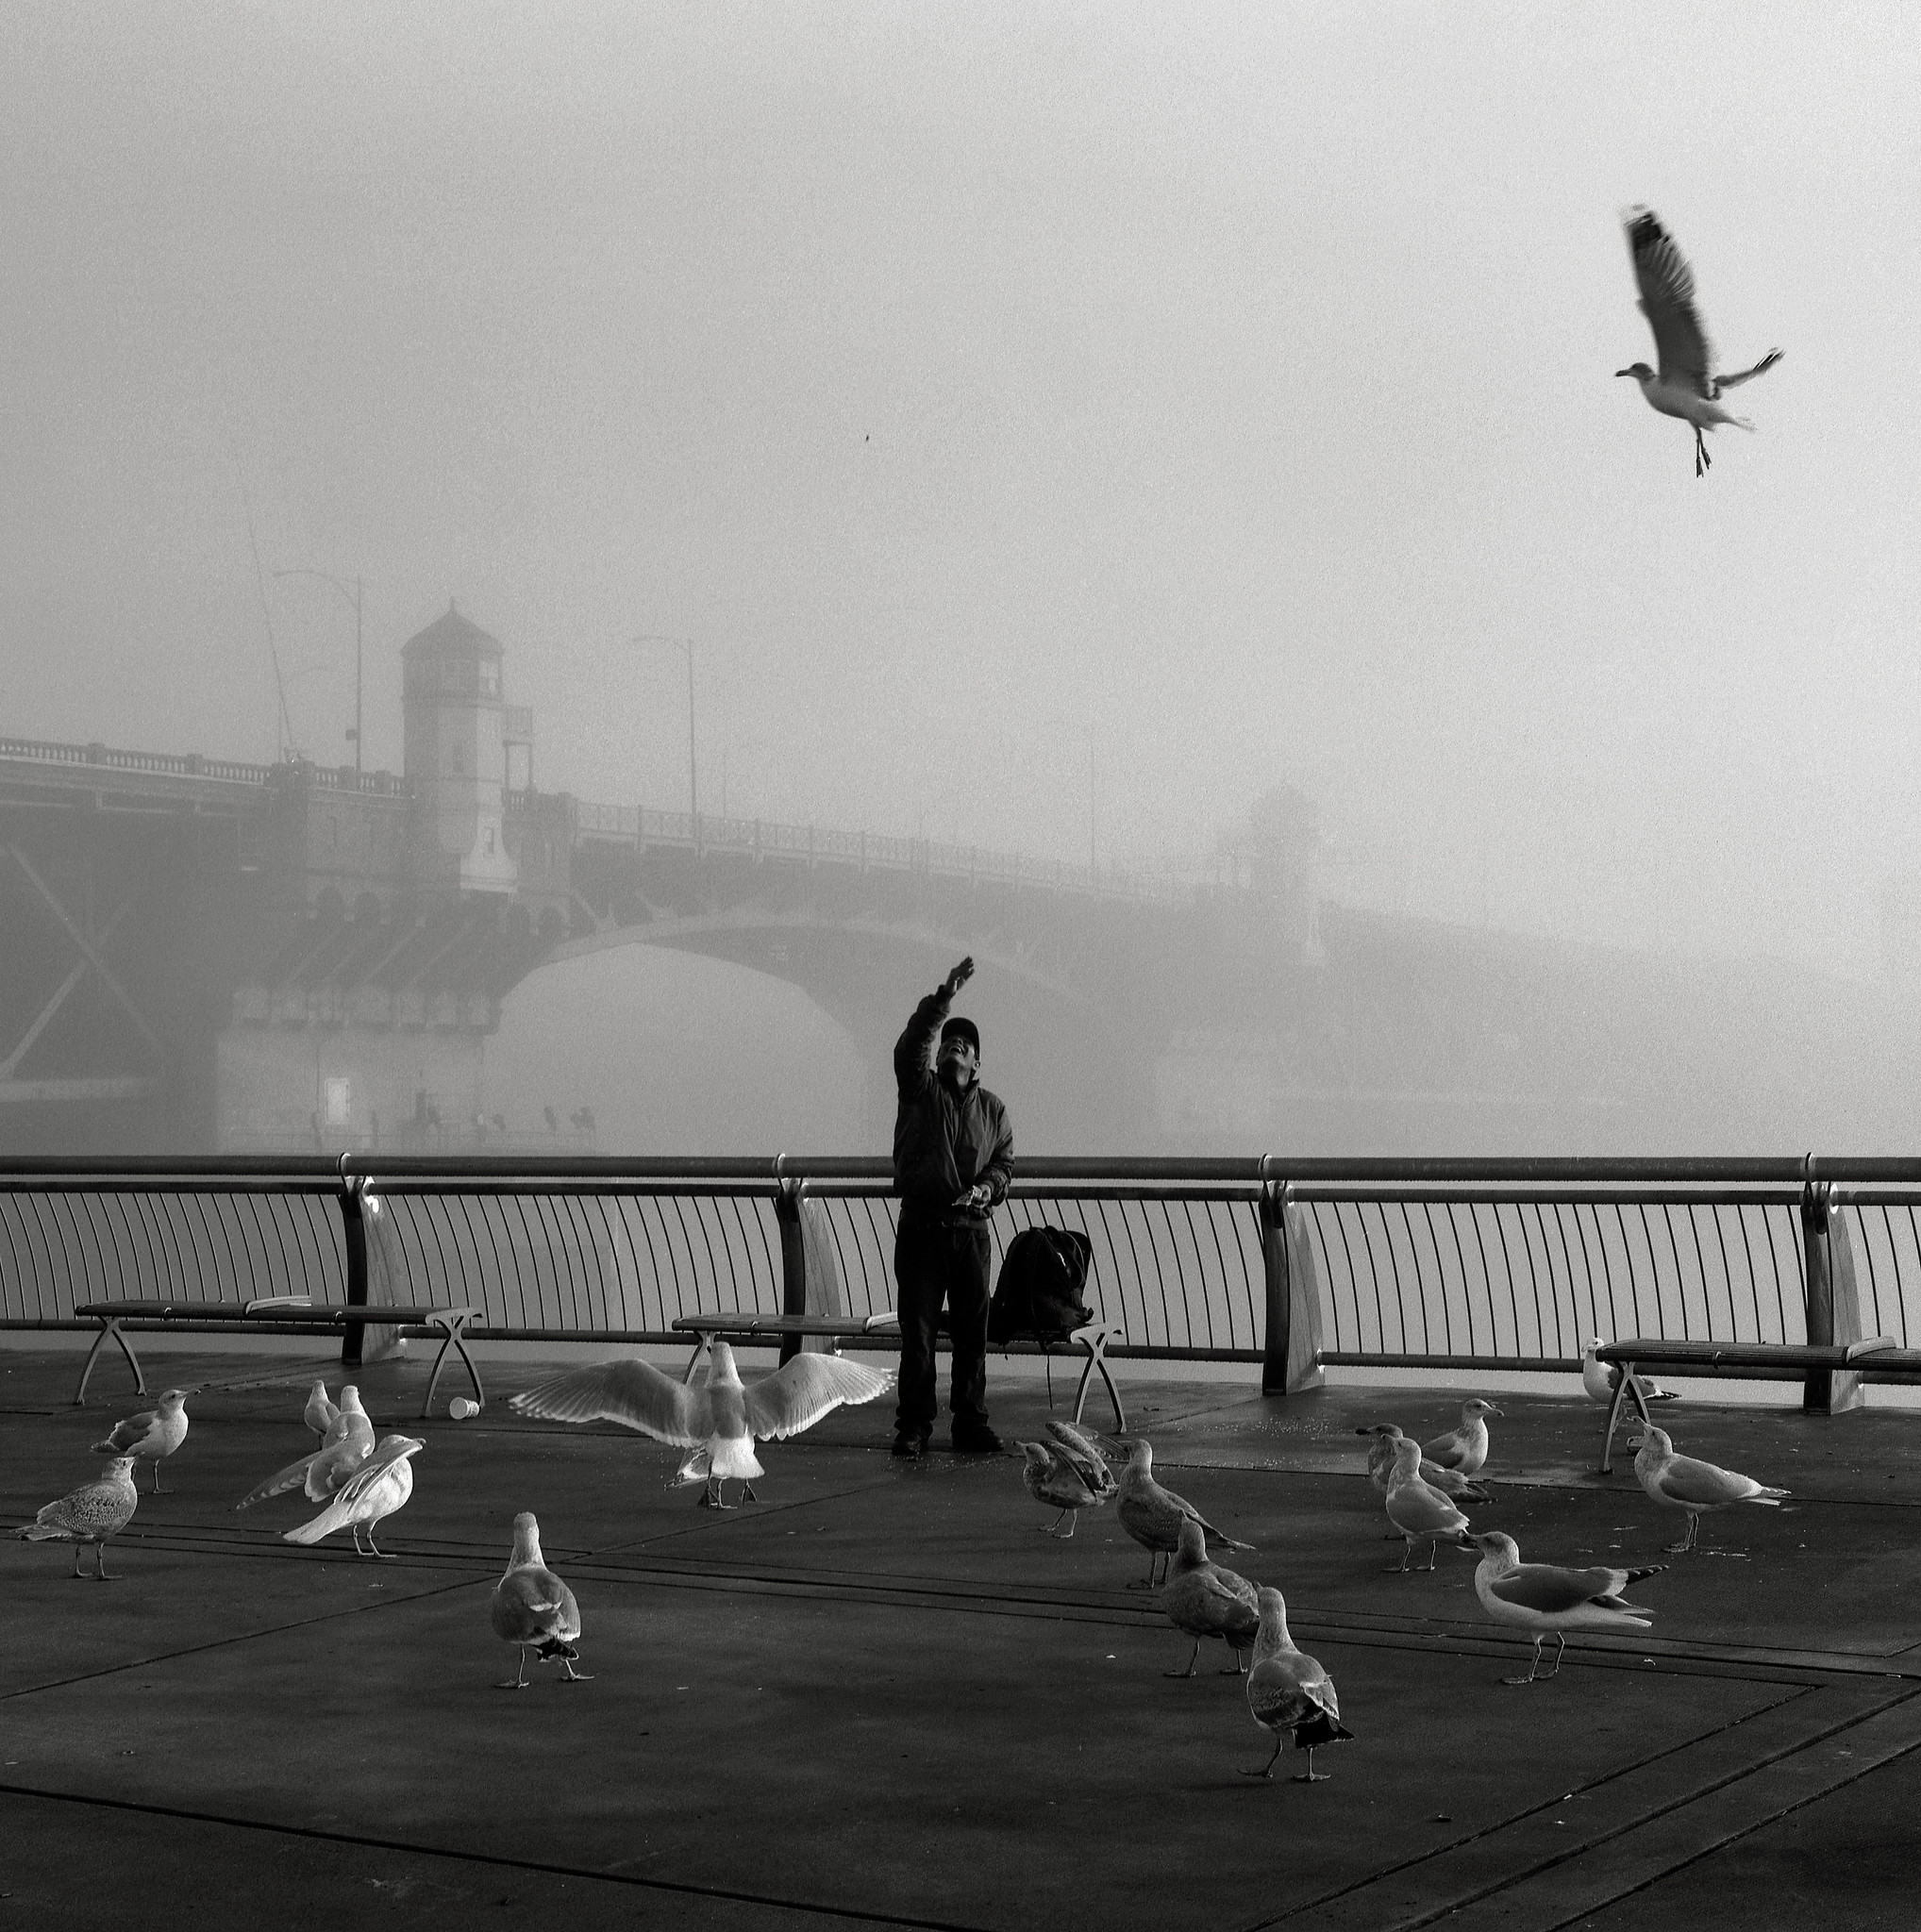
2 1155 1916 1389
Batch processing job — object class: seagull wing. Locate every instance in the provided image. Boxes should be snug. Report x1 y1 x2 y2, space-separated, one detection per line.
743 1354 894 1440
509 1358 710 1446
236 1450 321 1510
93 1410 160 1455
1659 1452 1779 1507
1043 1419 1115 1493
1489 1563 1629 1616
1712 347 1782 390
1625 206 1714 395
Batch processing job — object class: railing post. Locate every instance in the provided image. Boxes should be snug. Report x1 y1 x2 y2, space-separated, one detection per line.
1800 1158 1865 1415
775 1158 808 1367
339 1164 368 1369
1260 1177 1324 1396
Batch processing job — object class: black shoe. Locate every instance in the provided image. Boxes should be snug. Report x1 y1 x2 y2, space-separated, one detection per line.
951 1424 1004 1455
892 1428 930 1458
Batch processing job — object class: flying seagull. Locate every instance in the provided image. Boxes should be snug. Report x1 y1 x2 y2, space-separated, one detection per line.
509 1341 894 1508
1617 205 1781 477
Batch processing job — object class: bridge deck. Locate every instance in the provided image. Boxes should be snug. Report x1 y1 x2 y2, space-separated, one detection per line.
2 1344 1916 1930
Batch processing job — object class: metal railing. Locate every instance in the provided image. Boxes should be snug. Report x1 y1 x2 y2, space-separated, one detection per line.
2 1156 1917 1406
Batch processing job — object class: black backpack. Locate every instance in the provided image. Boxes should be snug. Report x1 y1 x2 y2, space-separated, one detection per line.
989 1226 1094 1347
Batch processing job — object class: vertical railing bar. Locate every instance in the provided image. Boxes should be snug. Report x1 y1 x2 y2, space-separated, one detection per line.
1327 1201 1362 1354
1706 1204 1734 1343
466 1191 509 1327
1492 1201 1526 1357
1441 1202 1469 1357
582 1193 625 1328
1683 1200 1712 1341
1353 1202 1387 1361
631 1194 667 1327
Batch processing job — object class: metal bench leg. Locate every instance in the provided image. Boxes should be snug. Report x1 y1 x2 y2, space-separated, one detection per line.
74 1319 144 1407
1072 1337 1126 1433
682 1333 713 1386
420 1320 486 1420
1598 1363 1654 1474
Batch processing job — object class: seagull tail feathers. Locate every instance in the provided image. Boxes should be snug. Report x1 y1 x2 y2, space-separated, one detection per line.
1294 1712 1355 1748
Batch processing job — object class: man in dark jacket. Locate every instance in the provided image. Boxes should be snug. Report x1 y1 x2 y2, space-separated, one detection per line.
891 955 1013 1457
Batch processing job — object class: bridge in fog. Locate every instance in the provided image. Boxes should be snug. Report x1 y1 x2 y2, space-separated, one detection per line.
4 603 1909 1159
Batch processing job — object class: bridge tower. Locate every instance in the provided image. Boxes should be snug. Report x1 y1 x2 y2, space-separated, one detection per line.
402 601 518 896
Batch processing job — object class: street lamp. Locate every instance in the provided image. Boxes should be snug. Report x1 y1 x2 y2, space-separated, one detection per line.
632 634 697 832
274 568 363 774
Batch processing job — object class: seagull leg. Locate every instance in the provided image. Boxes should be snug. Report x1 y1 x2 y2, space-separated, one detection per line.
1293 1744 1330 1784
151 1459 166 1493
496 1646 532 1690
1664 1513 1698 1556
1424 1538 1440 1572
365 1526 397 1558
1388 1540 1413 1574
1540 1633 1566 1680
698 1477 734 1509
739 1484 759 1504
558 1657 594 1683
1218 1645 1247 1676
1164 1640 1201 1679
1502 1637 1544 1687
1240 1735 1286 1779
71 1543 86 1579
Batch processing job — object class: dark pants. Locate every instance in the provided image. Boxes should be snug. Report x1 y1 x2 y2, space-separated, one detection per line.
893 1220 992 1436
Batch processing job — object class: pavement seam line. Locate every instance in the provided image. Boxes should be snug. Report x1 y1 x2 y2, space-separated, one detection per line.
0 1781 991 1932
1232 1682 1823 1932
1378 1682 1921 1932
1537 1700 1921 1931
0 1573 488 1704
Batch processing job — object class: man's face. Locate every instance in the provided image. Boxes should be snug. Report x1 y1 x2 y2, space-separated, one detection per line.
938 1035 978 1087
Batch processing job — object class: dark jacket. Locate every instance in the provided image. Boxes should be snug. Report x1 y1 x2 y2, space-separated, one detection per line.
893 988 1013 1228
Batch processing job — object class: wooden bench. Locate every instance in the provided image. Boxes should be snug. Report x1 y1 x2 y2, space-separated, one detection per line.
1594 1337 1921 1472
71 1298 487 1418
670 1311 1128 1430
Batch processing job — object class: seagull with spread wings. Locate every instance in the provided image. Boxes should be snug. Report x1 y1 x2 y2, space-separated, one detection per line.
282 1434 424 1558
1616 205 1781 477
509 1341 894 1508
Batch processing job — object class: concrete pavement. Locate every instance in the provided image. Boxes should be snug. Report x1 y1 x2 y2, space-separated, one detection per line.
4 1343 1918 1929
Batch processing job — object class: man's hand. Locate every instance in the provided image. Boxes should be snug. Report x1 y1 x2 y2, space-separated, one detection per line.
955 1183 993 1212
943 957 975 998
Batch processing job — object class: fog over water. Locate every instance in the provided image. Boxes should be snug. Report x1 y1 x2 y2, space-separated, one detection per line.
5 4 1920 1157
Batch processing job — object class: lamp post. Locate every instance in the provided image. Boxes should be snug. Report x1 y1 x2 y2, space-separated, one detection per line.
632 634 697 836
274 568 363 774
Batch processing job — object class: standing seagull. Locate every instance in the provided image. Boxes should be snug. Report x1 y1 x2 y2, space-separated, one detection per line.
1617 205 1782 476
1357 1424 1489 1504
1018 1441 1109 1538
1466 1531 1666 1685
492 1512 591 1690
92 1387 196 1492
303 1379 341 1443
1422 1400 1501 1479
1383 1437 1471 1574
509 1342 894 1509
1631 1425 1788 1553
1111 1436 1253 1589
1159 1517 1261 1677
1241 1587 1352 1782
283 1434 424 1558
17 1457 139 1578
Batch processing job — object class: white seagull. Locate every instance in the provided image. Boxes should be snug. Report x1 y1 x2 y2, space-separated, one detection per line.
17 1457 140 1578
1617 205 1782 477
492 1512 591 1690
1357 1424 1490 1504
304 1379 341 1443
1631 1424 1789 1554
283 1434 424 1558
1421 1400 1501 1480
1241 1587 1352 1783
509 1341 894 1508
1466 1531 1667 1685
92 1387 197 1492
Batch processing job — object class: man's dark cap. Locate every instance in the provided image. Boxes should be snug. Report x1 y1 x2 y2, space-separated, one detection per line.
940 1016 981 1058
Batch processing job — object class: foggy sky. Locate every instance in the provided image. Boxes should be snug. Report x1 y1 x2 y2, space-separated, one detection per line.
6 2 1920 976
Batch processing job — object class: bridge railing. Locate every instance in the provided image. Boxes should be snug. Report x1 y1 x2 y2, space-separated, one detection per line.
1 1156 1915 1405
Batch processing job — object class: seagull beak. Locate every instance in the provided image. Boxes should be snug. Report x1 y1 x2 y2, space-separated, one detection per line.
1614 367 1636 378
